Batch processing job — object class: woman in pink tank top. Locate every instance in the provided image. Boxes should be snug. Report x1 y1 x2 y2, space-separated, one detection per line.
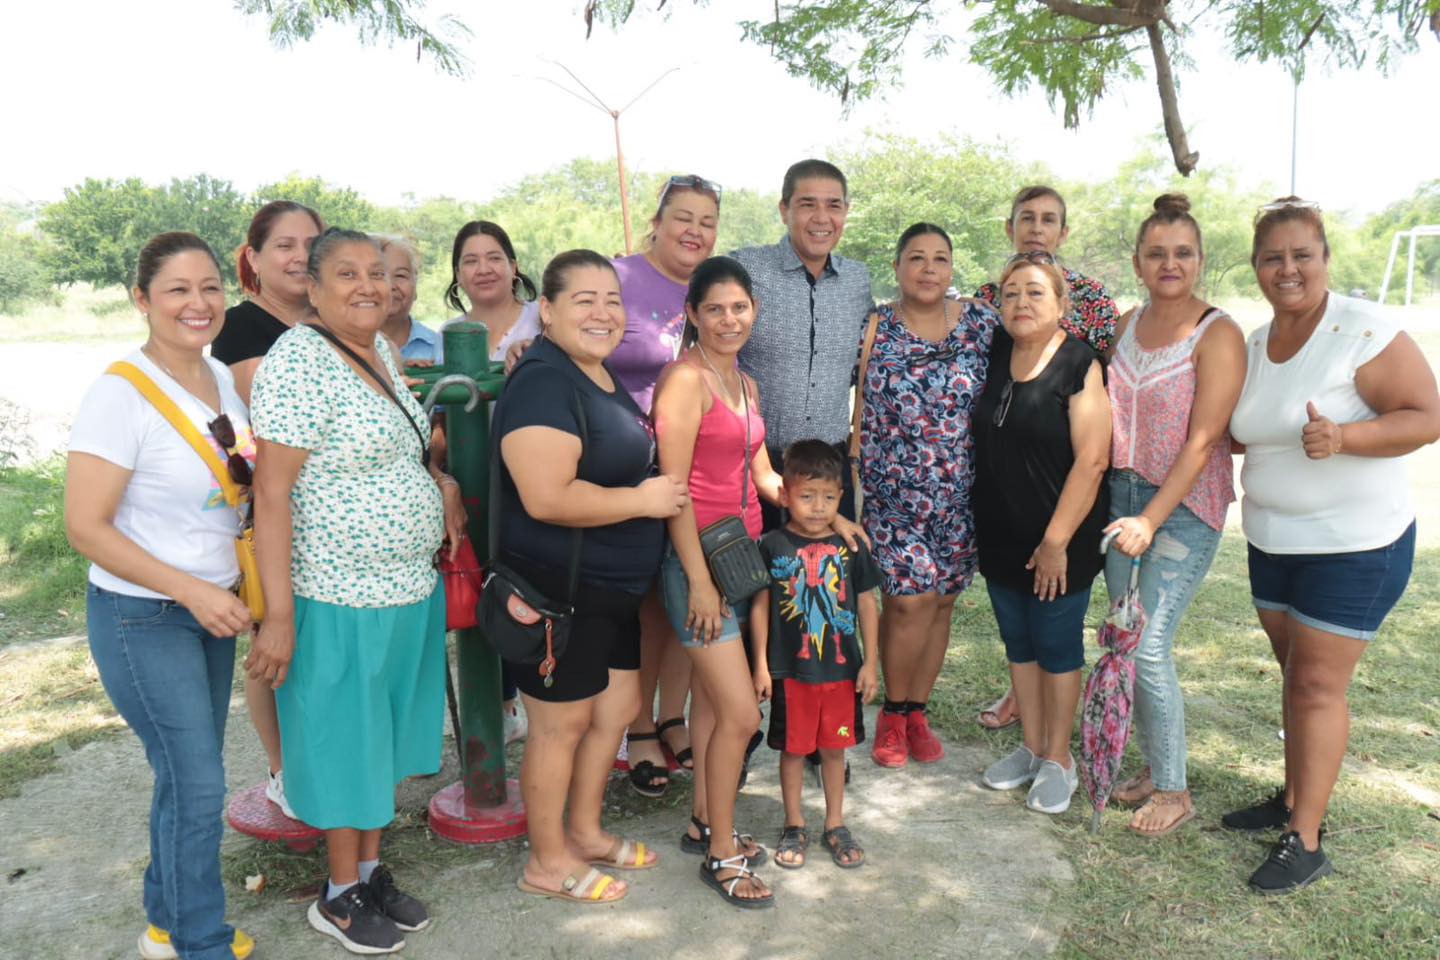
1101 195 1247 836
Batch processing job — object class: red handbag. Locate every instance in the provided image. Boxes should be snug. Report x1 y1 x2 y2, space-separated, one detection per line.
439 536 484 631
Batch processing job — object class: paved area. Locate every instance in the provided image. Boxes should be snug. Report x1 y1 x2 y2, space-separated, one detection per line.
0 695 1072 959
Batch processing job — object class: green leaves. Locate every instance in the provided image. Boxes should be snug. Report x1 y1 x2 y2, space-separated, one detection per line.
233 0 473 76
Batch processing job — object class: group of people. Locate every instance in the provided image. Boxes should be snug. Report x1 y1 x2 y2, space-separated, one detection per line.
64 157 1438 958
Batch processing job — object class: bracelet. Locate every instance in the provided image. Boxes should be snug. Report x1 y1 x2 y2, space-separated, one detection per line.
1334 425 1343 455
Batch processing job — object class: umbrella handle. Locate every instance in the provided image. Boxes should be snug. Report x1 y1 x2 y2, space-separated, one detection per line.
1100 528 1121 554
1128 555 1141 591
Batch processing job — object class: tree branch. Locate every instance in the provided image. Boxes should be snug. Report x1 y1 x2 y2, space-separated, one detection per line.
1021 25 1145 45
1146 23 1198 175
1038 0 1157 28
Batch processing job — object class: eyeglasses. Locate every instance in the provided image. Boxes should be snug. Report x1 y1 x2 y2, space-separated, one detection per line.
207 413 254 486
1258 199 1321 213
991 379 1015 428
659 174 722 207
1005 251 1057 267
907 345 959 369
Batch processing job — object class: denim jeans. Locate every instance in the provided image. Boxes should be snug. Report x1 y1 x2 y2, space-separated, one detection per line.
87 584 236 960
1103 471 1222 793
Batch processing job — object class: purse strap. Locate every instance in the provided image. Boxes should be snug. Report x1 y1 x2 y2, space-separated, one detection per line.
849 309 882 462
105 361 243 511
306 323 429 466
490 360 588 605
739 375 752 514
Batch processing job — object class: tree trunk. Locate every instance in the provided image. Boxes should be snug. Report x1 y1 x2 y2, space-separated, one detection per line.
1146 23 1199 176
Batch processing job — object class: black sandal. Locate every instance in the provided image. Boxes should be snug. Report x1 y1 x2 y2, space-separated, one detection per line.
774 825 808 869
656 717 694 770
700 854 774 909
625 732 668 798
737 729 764 789
679 816 767 867
821 825 865 869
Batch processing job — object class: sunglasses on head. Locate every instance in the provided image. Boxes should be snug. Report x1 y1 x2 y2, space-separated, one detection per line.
207 413 254 487
660 174 722 207
1006 251 1058 267
1258 199 1321 213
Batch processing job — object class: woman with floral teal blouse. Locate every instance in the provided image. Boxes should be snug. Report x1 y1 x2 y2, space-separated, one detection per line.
248 229 465 956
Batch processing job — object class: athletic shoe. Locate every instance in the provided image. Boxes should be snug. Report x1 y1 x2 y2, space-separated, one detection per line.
1249 831 1334 895
503 699 528 744
871 711 909 768
266 769 298 821
1221 789 1291 832
138 924 255 959
906 710 945 763
308 881 404 955
365 864 431 932
982 744 1041 790
1026 758 1079 814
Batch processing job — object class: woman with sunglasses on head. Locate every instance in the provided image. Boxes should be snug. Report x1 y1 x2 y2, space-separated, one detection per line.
855 224 999 769
973 185 1119 732
1102 195 1246 836
66 233 258 960
974 252 1111 817
1224 198 1440 894
245 229 467 955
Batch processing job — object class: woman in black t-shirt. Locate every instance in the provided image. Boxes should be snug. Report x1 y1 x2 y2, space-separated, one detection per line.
973 252 1111 817
495 250 688 905
211 201 324 403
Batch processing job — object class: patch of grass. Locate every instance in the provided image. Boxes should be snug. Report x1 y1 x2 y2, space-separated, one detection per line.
0 459 88 644
927 537 1440 959
0 284 141 342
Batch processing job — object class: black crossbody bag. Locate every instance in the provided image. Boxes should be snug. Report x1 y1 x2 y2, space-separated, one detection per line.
477 377 586 688
696 378 771 606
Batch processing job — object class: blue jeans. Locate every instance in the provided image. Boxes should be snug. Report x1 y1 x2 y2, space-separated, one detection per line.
1103 471 1222 793
87 584 236 960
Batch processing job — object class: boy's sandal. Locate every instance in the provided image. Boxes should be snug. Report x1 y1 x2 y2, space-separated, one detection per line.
656 717 694 770
516 867 626 904
700 854 774 910
1127 791 1195 838
1113 768 1155 806
977 691 1020 730
774 825 808 869
587 837 657 871
625 732 669 798
821 825 865 869
679 816 767 867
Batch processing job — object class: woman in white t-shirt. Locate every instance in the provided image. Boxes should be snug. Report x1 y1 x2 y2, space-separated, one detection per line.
65 233 258 960
1225 199 1440 896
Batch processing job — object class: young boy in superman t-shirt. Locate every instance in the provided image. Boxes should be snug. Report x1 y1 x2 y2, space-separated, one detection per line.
751 440 880 869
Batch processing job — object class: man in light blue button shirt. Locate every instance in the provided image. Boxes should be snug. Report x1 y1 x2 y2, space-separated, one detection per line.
733 159 874 525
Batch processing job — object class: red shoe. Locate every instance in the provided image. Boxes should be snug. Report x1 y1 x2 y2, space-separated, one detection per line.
871 711 909 768
906 710 945 764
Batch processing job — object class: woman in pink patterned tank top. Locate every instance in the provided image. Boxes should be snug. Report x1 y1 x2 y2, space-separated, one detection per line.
1101 195 1247 836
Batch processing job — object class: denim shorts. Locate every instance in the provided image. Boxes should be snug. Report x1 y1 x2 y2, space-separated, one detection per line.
986 579 1091 673
1247 522 1415 641
659 546 748 648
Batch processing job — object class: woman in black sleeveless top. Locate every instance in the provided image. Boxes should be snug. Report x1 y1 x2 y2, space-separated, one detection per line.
973 253 1111 816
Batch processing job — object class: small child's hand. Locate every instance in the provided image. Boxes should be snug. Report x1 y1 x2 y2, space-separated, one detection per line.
753 669 772 703
856 663 879 704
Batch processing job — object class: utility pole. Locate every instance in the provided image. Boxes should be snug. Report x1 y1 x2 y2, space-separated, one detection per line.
540 62 679 254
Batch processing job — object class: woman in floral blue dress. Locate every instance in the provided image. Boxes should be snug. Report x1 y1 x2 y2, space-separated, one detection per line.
854 223 999 768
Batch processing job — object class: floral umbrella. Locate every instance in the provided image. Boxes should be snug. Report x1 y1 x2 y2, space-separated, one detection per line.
1080 552 1147 833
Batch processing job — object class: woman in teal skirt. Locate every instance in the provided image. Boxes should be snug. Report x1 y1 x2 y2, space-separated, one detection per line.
248 228 466 956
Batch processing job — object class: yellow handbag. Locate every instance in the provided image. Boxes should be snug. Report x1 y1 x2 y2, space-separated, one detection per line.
106 361 265 622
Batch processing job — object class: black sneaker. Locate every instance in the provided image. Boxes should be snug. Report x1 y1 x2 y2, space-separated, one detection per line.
307 881 404 955
366 864 431 932
1221 789 1291 831
1249 831 1334 895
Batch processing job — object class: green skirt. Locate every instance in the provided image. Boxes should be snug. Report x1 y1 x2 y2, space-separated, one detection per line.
277 581 446 830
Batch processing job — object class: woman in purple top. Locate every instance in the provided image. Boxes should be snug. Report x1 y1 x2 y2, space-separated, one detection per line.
615 175 723 796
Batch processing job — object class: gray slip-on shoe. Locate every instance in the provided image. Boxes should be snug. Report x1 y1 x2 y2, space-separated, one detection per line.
1026 758 1079 814
982 745 1041 790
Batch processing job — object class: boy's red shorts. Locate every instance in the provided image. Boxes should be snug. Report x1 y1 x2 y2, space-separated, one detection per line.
769 678 861 755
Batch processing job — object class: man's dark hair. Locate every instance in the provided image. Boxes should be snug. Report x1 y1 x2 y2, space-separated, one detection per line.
781 159 848 206
781 439 845 486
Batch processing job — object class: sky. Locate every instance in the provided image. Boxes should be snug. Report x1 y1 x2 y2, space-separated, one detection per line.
3 0 1438 218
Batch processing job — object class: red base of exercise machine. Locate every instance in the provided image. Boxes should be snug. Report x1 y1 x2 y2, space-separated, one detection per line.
427 779 527 844
226 783 323 852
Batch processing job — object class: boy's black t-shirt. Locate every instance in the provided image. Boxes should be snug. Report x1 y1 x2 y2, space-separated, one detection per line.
212 300 289 365
758 528 880 684
492 337 663 594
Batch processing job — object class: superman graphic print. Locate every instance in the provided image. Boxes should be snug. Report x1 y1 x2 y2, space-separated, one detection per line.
758 529 881 684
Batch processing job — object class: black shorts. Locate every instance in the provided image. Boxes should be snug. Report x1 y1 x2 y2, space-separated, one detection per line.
501 554 644 703
767 677 866 752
